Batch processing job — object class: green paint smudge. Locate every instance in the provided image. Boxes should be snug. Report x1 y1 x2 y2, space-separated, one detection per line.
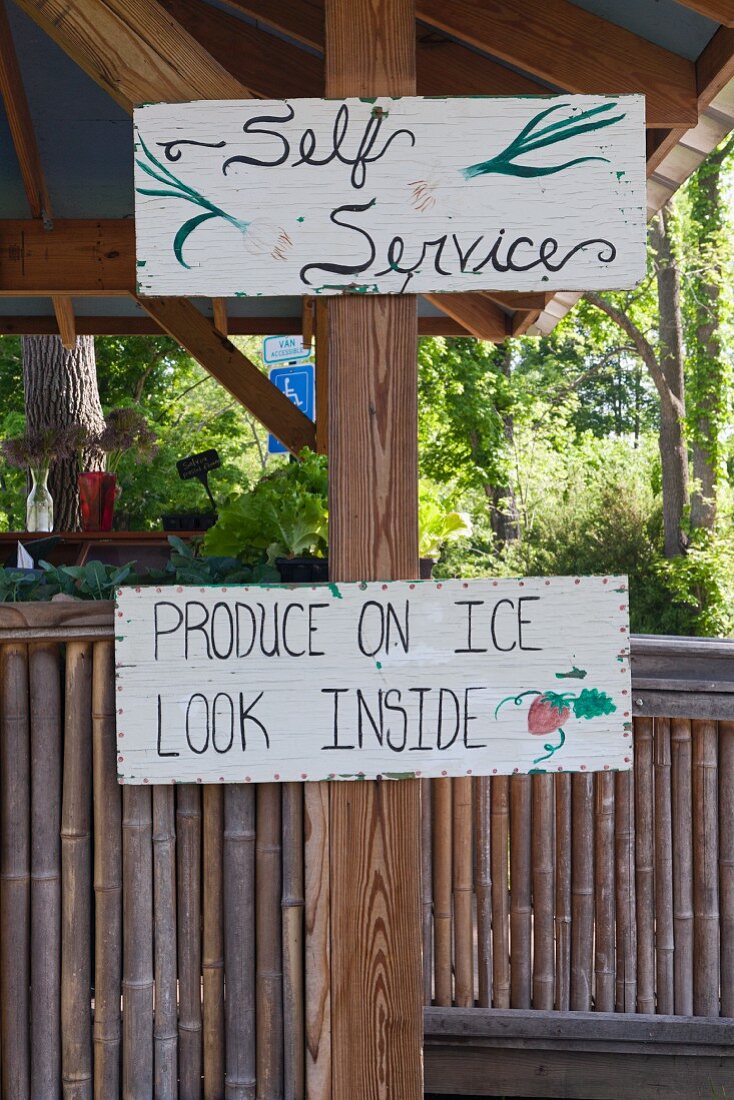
555 666 587 680
327 583 343 599
382 772 416 780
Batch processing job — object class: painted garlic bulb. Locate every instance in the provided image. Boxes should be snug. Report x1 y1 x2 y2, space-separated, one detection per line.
244 220 293 261
407 165 460 213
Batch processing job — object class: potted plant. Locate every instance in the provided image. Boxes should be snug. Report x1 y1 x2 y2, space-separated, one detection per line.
1 426 70 532
77 408 158 532
203 449 328 581
204 458 473 583
418 480 473 578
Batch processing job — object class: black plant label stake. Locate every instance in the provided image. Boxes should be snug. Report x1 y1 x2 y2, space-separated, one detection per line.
176 449 221 514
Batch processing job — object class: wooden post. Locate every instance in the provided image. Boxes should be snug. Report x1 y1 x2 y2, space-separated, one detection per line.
324 1 422 1095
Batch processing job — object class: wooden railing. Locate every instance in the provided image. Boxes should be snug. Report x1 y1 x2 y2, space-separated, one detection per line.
0 603 731 1099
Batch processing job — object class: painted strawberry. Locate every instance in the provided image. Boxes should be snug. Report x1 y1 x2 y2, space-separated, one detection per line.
494 686 616 767
527 693 570 735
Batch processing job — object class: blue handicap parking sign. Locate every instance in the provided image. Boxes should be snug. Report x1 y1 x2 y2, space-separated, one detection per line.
268 363 315 454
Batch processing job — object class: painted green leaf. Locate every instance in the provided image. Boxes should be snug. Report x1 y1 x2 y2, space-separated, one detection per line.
173 211 218 269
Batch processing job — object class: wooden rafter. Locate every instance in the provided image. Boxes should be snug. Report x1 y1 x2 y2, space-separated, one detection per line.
218 0 323 51
644 27 734 188
416 0 698 127
0 312 472 337
674 0 734 26
0 0 78 345
0 0 50 220
697 26 734 107
159 0 323 98
424 293 510 341
13 0 251 110
137 297 316 454
484 291 553 311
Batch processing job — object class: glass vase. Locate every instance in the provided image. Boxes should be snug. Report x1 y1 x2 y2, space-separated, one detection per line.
78 471 117 532
26 465 53 532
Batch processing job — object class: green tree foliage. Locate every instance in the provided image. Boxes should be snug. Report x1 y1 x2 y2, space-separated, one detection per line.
2 152 734 637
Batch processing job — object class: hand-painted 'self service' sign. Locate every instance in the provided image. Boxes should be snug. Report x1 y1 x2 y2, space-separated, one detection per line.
133 96 646 298
115 576 632 785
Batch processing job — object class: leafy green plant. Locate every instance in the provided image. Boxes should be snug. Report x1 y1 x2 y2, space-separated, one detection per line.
418 480 472 559
0 538 279 602
203 449 328 564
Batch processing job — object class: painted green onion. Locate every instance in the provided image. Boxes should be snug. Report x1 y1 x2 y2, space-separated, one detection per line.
135 137 291 268
409 101 625 212
461 101 625 180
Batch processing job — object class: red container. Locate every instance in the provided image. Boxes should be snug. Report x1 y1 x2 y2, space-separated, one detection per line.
78 471 117 532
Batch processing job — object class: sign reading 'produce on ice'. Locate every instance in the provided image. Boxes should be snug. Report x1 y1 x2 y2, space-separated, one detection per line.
133 95 646 298
115 576 632 785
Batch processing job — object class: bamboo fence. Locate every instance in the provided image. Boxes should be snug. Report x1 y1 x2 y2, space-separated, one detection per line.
0 611 731 1100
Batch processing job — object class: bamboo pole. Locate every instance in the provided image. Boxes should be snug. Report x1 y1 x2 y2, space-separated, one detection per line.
510 775 532 1009
531 774 554 1010
474 777 492 1008
615 768 637 1012
203 785 225 1098
178 784 203 1100
432 777 453 1006
30 643 62 1100
256 783 284 1099
453 776 474 1007
61 641 93 1100
570 773 594 1011
421 779 434 1005
634 718 655 1014
491 776 510 1009
282 782 305 1100
224 786 256 1100
152 786 178 1099
720 721 734 1018
555 774 572 1011
122 785 154 1098
692 719 720 1017
671 717 694 1015
0 643 31 1099
304 783 330 1100
594 772 615 1012
91 640 121 1099
654 717 674 1015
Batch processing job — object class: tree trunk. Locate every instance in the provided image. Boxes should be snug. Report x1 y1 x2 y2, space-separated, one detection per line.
22 336 105 531
686 141 733 532
487 345 520 545
650 212 689 558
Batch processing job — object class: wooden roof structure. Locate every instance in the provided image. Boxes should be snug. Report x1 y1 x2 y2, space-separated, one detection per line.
0 0 732 348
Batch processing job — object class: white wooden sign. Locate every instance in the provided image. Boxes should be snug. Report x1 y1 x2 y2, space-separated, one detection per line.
115 576 632 785
134 95 646 298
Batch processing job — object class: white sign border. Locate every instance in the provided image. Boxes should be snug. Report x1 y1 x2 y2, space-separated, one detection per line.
115 575 633 785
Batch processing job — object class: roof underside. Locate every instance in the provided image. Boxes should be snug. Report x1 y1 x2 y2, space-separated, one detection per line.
0 0 732 339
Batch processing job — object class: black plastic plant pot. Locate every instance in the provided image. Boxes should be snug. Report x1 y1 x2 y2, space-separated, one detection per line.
420 557 435 580
162 512 217 532
275 557 329 583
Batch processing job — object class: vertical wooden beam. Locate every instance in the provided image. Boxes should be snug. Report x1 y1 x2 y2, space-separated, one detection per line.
53 297 77 349
314 299 329 456
324 3 422 1098
212 298 228 337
